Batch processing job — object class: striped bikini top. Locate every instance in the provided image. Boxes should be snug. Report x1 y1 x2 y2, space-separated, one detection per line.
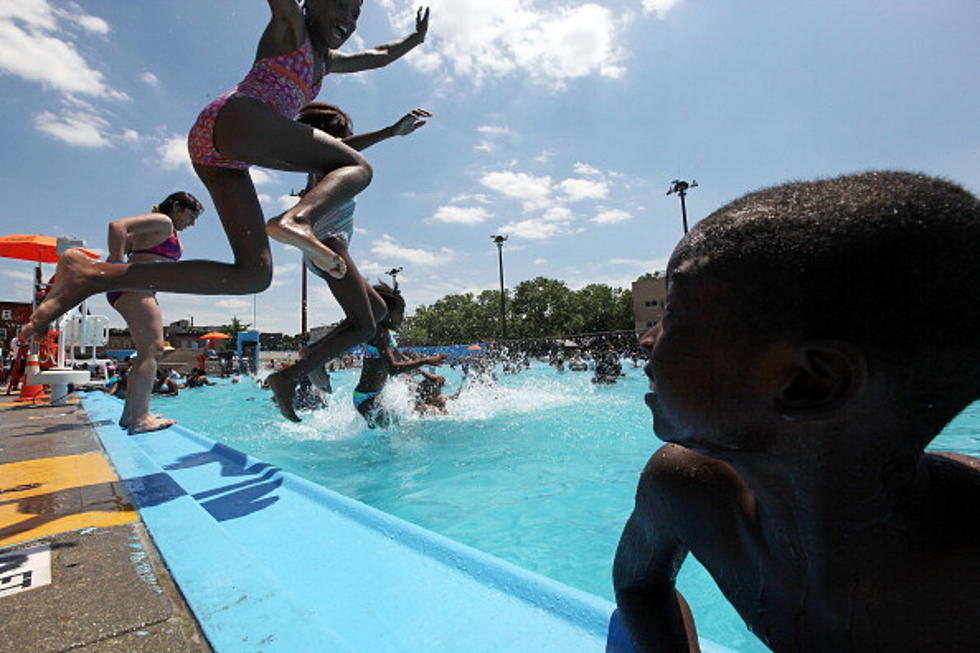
131 231 182 261
237 36 323 119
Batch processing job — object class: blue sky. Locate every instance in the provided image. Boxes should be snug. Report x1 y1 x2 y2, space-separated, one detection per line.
1 0 978 334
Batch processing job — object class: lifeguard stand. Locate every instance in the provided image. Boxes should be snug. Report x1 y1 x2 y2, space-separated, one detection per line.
237 330 260 375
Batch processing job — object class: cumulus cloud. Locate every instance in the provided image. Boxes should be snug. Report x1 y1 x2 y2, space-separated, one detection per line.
370 234 454 265
158 134 191 171
573 162 602 176
431 205 492 224
642 0 681 19
0 1 126 100
381 0 627 88
480 170 552 211
591 209 633 224
249 168 279 186
33 110 109 147
498 218 570 240
140 71 160 87
559 177 609 201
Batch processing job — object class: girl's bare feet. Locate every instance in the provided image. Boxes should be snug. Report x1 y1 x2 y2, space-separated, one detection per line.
22 249 105 339
266 370 301 422
266 216 347 278
128 414 176 435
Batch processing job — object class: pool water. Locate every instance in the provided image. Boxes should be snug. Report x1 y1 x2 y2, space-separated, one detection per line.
148 362 980 653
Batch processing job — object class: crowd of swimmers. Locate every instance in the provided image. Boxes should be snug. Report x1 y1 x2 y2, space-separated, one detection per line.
10 0 980 649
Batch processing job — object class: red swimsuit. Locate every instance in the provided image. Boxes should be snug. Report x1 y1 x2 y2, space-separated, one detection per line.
187 37 323 170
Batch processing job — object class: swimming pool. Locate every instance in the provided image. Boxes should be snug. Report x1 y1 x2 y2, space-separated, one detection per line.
148 362 980 652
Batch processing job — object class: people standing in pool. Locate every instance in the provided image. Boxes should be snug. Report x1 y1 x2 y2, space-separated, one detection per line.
20 1 430 343
264 101 433 420
613 172 980 651
349 283 447 429
105 192 204 434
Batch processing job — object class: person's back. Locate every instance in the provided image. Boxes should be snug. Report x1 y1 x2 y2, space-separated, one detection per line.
613 171 980 652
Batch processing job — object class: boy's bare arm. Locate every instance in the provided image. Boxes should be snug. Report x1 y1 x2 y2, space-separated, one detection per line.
343 109 431 151
614 454 700 652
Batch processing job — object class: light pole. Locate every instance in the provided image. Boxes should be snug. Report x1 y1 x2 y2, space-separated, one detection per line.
667 179 698 234
491 234 508 339
386 266 403 291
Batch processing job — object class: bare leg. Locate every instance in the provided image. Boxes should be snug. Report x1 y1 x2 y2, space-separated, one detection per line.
267 240 385 421
23 169 273 338
212 98 372 276
114 292 175 434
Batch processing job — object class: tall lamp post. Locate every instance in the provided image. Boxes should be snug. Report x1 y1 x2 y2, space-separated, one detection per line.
667 179 698 234
491 234 508 339
386 266 403 291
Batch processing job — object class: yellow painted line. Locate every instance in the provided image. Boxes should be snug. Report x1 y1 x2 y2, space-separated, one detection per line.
0 398 79 408
0 452 137 547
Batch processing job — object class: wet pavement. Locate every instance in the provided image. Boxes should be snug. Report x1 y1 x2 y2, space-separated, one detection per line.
0 398 210 652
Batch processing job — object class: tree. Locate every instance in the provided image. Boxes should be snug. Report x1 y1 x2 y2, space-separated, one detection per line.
509 277 575 338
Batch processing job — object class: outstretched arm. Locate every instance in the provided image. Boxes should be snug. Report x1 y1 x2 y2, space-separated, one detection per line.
613 461 701 652
328 6 429 73
382 349 448 376
106 214 174 263
343 109 432 151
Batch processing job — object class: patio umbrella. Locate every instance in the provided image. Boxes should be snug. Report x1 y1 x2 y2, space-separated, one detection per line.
0 234 99 263
199 332 231 341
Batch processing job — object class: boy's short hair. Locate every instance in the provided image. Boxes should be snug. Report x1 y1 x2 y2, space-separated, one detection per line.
673 171 980 430
297 102 353 139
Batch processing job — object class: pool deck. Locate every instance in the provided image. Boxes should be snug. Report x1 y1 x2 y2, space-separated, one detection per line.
3 391 649 652
0 394 210 651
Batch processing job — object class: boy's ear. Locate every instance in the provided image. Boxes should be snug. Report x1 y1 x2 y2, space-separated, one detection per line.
774 340 867 420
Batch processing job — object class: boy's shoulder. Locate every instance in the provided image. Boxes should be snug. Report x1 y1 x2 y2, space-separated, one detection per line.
637 444 755 539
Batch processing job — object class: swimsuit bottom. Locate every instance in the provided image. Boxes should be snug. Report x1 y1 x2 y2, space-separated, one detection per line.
107 289 157 308
303 200 356 280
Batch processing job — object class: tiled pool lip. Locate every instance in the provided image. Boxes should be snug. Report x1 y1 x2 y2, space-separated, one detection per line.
82 392 730 652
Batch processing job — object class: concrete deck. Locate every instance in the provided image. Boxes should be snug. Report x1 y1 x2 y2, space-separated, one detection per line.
0 396 210 652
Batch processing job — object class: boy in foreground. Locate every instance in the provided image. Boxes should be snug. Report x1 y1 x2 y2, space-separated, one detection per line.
613 171 980 652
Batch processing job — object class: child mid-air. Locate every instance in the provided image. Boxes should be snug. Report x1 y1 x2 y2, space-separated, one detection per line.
613 171 980 652
21 1 429 343
266 102 434 421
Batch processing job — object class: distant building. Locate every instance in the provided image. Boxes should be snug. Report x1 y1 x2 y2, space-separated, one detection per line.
632 273 667 333
0 301 32 352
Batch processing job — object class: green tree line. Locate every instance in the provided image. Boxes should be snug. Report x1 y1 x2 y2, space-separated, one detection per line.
401 277 634 345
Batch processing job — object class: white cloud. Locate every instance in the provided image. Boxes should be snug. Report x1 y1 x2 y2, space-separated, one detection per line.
450 193 492 204
431 205 492 224
141 71 160 87
559 177 609 202
121 128 139 143
480 170 552 211
216 299 251 311
642 0 681 19
370 234 454 265
249 168 279 186
383 0 627 88
257 193 273 205
499 218 568 240
33 110 109 147
158 134 191 171
0 3 126 100
478 125 510 137
573 162 602 176
591 209 633 224
542 206 572 222
534 258 548 265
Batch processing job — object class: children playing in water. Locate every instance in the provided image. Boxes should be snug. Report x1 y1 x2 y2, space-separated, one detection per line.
612 171 980 651
21 1 430 348
105 192 204 434
264 101 434 421
348 283 447 428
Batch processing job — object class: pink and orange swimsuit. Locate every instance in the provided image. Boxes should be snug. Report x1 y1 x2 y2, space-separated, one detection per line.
188 36 323 170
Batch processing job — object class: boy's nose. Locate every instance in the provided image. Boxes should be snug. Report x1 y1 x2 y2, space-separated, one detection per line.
638 324 660 351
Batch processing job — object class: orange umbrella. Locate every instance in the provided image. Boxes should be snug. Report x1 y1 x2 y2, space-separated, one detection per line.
0 234 100 263
466 344 483 350
199 332 231 340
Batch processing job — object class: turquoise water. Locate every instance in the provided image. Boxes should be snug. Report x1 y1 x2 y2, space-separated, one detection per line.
148 362 980 653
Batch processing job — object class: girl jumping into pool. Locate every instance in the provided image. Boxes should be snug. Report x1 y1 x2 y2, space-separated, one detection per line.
106 191 204 434
265 101 435 421
21 1 430 345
